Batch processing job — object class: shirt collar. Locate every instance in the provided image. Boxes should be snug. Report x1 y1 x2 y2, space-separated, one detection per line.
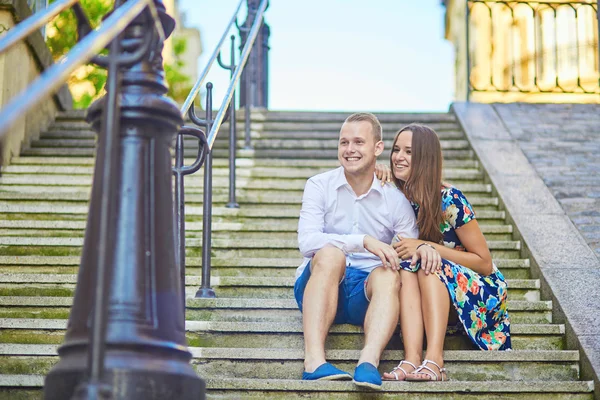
333 166 385 196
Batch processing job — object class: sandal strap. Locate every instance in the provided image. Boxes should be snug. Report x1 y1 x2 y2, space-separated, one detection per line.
389 360 417 381
413 359 446 381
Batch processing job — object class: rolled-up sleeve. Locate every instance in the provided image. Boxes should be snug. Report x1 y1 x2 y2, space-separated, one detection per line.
298 178 365 258
393 195 419 239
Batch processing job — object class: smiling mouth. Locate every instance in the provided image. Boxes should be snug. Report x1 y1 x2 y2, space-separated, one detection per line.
345 157 361 162
394 163 408 168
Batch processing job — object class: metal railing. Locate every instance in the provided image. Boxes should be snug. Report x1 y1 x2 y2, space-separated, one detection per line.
0 0 206 398
173 0 268 299
466 0 600 97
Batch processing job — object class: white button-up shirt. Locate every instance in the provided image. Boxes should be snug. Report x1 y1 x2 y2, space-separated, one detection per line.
296 166 418 279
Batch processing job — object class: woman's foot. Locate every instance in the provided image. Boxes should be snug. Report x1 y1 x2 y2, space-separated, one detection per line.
405 359 448 381
381 360 418 381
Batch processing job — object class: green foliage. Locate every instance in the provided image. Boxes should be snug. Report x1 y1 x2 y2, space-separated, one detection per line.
46 0 193 108
164 36 193 103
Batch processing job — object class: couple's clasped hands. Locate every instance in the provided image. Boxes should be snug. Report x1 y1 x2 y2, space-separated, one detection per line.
364 235 442 274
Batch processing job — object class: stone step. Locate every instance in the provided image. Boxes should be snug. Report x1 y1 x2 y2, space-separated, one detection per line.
0 248 522 261
30 138 472 151
1 165 483 181
0 219 511 233
0 237 521 251
260 111 457 122
0 255 530 276
0 229 513 243
0 297 549 324
0 174 488 191
41 129 467 141
55 110 457 123
0 375 592 399
48 119 461 133
0 346 580 381
10 157 480 169
0 277 538 301
0 187 496 207
0 258 531 279
0 319 563 350
21 147 477 160
0 204 503 219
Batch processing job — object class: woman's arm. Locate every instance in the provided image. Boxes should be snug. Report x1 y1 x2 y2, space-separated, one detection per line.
394 219 494 275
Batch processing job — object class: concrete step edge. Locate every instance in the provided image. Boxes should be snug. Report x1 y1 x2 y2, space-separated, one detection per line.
0 256 530 268
0 319 564 335
0 344 578 362
0 275 538 289
0 375 592 392
0 296 551 311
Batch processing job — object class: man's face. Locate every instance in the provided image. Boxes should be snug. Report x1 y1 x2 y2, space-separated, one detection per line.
338 121 383 177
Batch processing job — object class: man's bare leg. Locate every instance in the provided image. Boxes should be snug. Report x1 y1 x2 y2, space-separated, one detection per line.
302 246 346 372
358 267 401 367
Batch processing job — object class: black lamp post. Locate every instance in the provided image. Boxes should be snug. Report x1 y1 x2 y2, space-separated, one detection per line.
43 1 204 399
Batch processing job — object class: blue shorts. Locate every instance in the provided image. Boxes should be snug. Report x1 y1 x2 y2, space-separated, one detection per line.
293 261 370 326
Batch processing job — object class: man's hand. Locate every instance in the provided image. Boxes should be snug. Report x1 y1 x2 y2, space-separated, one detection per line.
393 237 442 274
364 235 399 270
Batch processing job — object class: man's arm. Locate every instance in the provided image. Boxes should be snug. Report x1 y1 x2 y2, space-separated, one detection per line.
393 195 419 240
298 178 365 258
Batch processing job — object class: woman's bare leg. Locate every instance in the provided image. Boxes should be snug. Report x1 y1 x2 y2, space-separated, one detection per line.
411 269 450 379
382 270 422 379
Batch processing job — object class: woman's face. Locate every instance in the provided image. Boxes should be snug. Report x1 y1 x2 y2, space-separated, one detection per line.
391 130 412 182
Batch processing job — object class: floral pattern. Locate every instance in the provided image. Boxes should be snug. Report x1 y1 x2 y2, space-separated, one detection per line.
402 186 512 351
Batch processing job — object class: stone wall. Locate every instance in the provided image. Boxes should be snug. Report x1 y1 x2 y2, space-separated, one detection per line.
0 0 72 167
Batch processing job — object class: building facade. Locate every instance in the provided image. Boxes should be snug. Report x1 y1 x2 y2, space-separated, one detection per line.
444 0 599 103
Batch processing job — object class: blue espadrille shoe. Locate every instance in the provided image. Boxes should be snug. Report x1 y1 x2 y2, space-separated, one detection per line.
353 362 382 390
302 362 352 381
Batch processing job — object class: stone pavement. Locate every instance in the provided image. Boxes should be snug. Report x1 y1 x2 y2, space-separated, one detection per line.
493 103 600 259
453 102 600 398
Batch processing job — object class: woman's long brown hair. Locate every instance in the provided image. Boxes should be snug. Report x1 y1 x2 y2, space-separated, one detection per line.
390 124 444 244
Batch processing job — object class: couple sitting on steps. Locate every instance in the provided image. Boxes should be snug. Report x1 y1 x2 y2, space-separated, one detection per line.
294 112 512 390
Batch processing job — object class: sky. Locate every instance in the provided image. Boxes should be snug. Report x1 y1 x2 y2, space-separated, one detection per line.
177 0 455 112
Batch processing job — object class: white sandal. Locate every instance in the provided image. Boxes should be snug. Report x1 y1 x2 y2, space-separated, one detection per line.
382 360 417 381
405 359 447 382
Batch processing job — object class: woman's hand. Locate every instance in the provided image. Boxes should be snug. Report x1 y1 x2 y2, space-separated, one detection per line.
375 163 392 185
393 237 442 274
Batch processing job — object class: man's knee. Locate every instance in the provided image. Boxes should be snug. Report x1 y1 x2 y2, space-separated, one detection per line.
368 267 401 295
312 246 346 278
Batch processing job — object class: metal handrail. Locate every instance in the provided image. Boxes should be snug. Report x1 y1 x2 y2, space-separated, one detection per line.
0 0 78 54
206 0 267 150
179 0 244 117
0 0 160 137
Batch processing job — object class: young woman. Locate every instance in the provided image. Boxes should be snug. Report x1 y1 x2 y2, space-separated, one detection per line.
377 124 511 382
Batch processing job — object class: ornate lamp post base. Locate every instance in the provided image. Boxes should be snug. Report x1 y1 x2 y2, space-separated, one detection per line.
43 2 204 399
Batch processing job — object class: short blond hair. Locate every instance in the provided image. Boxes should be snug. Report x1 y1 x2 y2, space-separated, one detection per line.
345 112 383 142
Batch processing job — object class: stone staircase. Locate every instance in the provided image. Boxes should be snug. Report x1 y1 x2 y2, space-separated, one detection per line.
0 110 594 399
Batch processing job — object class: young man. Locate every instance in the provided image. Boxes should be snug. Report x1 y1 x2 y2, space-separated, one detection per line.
295 112 438 389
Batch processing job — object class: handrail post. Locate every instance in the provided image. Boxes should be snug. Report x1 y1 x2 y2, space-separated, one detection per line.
195 83 217 298
218 35 240 208
244 70 252 149
43 2 205 399
174 131 186 317
465 0 471 102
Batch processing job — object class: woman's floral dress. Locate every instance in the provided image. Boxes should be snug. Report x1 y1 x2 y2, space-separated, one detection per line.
401 186 512 351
